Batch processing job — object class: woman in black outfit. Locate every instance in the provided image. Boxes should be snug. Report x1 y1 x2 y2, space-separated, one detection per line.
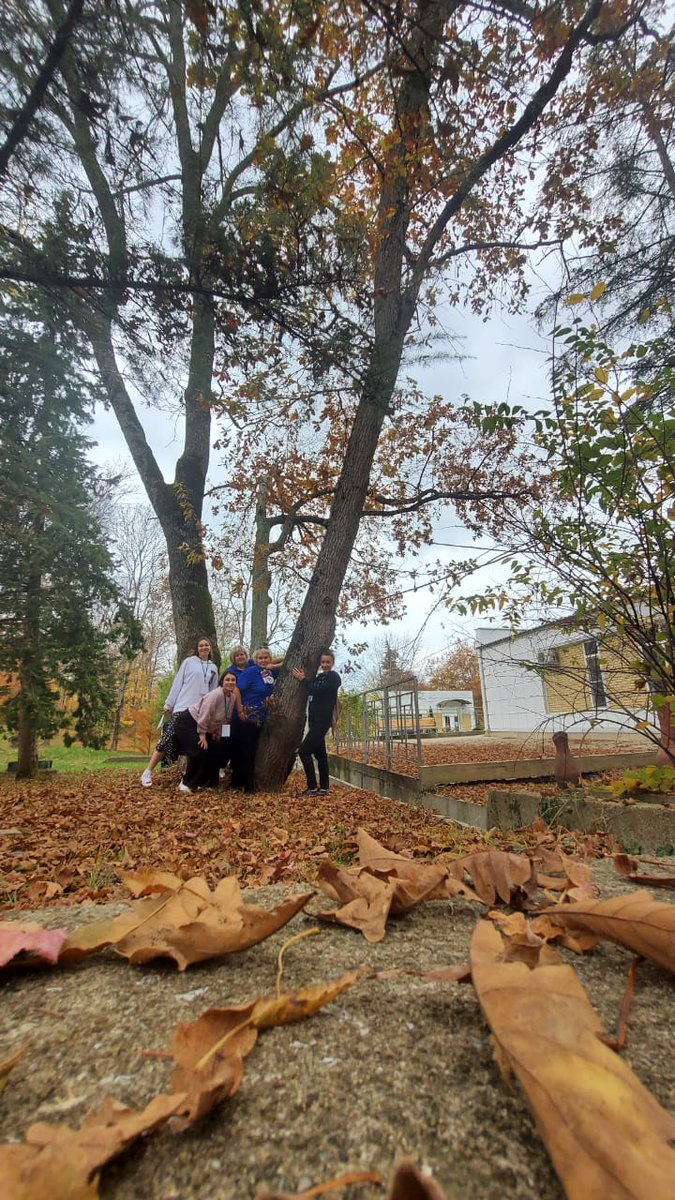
292 650 341 795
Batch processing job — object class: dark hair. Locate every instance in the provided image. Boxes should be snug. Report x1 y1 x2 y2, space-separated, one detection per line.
193 636 213 660
320 648 335 663
219 670 237 685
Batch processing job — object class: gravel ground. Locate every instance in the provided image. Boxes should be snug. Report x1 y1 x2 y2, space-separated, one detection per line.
1 862 673 1200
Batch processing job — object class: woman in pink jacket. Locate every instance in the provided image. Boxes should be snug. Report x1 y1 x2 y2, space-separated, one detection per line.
172 671 237 793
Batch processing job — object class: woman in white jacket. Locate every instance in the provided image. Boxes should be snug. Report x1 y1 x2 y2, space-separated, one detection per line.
140 637 218 787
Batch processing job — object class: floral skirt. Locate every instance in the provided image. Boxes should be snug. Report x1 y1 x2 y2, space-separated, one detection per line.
155 714 179 768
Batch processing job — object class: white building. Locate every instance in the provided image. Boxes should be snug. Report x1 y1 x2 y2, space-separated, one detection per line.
417 690 476 733
475 624 650 734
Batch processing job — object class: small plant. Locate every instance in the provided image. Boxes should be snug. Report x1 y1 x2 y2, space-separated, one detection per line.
610 765 675 799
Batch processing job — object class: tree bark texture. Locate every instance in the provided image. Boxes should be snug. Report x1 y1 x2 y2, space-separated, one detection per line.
85 313 219 664
16 564 42 779
250 477 273 651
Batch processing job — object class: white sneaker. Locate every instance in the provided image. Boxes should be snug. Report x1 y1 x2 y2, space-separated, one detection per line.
140 769 153 787
178 781 193 794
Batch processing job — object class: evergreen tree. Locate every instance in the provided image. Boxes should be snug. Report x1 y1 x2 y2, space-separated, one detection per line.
0 284 141 776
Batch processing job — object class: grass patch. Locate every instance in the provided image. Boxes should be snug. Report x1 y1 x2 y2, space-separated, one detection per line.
0 736 143 774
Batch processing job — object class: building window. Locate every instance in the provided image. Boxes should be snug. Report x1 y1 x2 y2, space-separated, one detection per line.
584 638 607 709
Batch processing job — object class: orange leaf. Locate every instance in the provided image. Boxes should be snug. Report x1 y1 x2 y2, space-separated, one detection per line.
0 1093 185 1200
544 891 675 973
169 969 366 1124
470 920 675 1198
60 876 313 969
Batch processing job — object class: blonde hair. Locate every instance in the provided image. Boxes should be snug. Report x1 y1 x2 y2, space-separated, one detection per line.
254 647 272 662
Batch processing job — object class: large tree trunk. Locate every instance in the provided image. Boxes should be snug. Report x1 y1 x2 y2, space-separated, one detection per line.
256 340 406 789
16 688 38 779
109 668 128 751
16 566 42 779
255 0 599 790
655 701 675 766
86 311 220 664
255 0 436 790
250 477 273 651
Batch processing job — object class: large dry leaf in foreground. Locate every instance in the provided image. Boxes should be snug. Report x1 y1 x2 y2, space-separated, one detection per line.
316 831 481 942
0 921 68 969
0 1092 185 1200
60 876 312 969
170 968 366 1123
470 920 675 1199
544 890 675 973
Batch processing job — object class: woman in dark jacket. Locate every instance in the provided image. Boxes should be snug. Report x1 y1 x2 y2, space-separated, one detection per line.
230 647 280 793
292 650 341 795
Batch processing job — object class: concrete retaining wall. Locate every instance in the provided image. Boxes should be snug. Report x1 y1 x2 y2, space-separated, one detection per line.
419 751 656 788
487 788 675 855
329 752 674 851
328 754 488 827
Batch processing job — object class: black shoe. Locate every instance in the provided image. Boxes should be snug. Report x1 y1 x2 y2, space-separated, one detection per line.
315 788 329 796
301 787 317 796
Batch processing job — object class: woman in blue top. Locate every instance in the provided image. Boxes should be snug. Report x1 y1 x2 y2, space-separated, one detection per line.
230 647 280 793
140 636 218 787
222 645 254 679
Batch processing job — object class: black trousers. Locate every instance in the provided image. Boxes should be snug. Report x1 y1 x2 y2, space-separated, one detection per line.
173 711 219 790
230 719 261 792
298 721 331 790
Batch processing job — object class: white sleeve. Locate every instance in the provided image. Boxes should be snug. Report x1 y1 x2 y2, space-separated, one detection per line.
164 659 188 712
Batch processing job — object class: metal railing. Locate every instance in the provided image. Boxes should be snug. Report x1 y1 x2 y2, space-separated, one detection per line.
332 675 423 776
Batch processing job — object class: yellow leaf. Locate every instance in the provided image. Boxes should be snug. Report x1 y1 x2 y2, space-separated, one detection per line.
590 281 607 301
565 292 586 305
594 367 608 384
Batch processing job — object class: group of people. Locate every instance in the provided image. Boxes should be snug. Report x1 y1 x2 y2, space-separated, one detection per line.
140 638 341 796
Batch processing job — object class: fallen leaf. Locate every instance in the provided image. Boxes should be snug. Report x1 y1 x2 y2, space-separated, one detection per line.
119 868 184 896
488 910 599 962
454 850 537 906
0 1092 185 1200
0 1043 29 1093
544 891 675 974
0 921 68 969
487 911 561 966
470 920 675 1199
60 877 313 969
259 1169 382 1199
389 1159 448 1200
169 968 366 1123
356 829 480 905
614 855 675 889
315 865 396 942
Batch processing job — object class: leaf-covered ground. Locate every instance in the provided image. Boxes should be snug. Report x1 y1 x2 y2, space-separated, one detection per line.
339 732 648 776
0 769 617 912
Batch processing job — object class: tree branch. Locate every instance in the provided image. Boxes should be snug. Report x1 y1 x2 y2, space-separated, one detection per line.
0 0 85 176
